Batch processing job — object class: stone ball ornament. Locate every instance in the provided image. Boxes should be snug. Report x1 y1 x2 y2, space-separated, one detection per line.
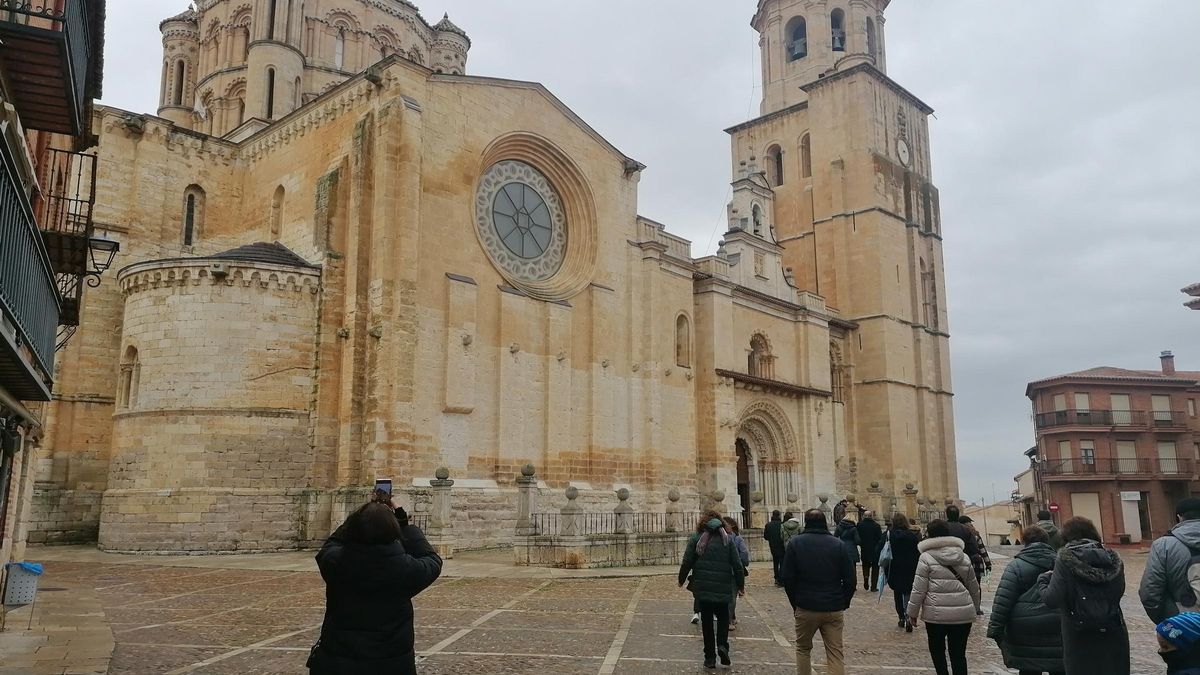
565 486 579 500
667 488 681 502
520 464 536 478
616 488 631 502
435 466 450 480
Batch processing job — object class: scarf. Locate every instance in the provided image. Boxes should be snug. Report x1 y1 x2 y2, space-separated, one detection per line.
696 519 729 555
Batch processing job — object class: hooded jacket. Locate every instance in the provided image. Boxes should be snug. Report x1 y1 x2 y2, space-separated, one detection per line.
986 542 1063 671
835 518 861 563
1037 519 1064 550
907 536 981 625
781 517 803 546
1039 539 1129 675
1141 519 1200 623
886 527 921 593
678 519 746 605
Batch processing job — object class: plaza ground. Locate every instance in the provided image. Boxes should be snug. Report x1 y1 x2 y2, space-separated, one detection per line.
0 546 1166 674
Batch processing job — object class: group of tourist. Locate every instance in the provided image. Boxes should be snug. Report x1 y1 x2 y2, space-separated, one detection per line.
297 489 1200 674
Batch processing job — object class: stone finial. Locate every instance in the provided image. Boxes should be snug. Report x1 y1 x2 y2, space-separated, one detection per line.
818 494 829 504
846 494 857 503
435 466 450 481
751 491 764 504
870 481 881 490
520 464 536 478
565 485 579 501
916 497 926 506
711 490 726 503
616 488 631 502
667 488 681 503
905 483 915 491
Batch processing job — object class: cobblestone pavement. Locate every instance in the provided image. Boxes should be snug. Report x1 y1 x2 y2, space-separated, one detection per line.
1 547 1168 674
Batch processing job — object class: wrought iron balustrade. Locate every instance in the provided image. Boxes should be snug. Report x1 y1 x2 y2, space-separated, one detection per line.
1034 409 1146 429
1041 457 1193 477
1152 410 1189 428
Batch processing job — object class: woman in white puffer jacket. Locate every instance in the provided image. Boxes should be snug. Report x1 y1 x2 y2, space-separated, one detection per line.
907 519 982 675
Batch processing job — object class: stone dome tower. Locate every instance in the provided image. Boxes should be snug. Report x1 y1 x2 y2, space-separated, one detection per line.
156 0 472 137
753 0 889 114
157 8 201 127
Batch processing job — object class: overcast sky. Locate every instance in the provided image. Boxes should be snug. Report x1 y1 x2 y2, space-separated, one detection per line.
100 1 1200 504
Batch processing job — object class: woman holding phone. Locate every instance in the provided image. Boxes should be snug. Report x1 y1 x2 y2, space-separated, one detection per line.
307 492 443 674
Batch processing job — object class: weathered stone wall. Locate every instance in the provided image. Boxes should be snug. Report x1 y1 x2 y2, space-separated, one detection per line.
25 487 102 545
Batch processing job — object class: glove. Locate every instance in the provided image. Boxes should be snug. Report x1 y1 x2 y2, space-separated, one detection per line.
394 506 410 528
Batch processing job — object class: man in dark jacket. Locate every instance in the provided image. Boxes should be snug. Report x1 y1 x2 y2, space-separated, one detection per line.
1036 510 1064 550
857 511 883 591
782 509 855 675
764 510 785 586
1141 498 1200 623
310 502 443 675
986 526 1063 674
944 505 981 568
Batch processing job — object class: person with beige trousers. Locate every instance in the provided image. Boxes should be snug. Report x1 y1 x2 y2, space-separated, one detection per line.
907 519 982 675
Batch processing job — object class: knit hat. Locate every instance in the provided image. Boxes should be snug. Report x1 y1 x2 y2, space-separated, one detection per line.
1157 613 1200 650
1178 498 1200 519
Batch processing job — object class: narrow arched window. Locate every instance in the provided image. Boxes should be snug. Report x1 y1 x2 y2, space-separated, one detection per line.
271 185 285 237
921 260 939 330
183 185 205 246
172 60 186 106
285 0 294 43
267 0 278 40
265 67 276 118
752 204 764 237
237 97 246 125
766 145 784 187
294 77 302 109
675 315 691 368
831 9 847 52
830 342 846 404
334 29 346 69
800 134 812 179
748 334 773 379
119 346 140 409
241 26 251 61
787 17 808 61
866 17 878 60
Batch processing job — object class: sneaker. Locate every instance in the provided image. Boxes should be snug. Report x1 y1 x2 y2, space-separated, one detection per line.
703 657 716 669
728 620 737 631
897 618 905 628
905 620 914 633
691 613 700 625
718 647 731 668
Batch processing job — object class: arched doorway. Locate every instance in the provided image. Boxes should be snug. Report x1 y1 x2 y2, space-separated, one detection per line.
735 400 802 513
736 439 752 516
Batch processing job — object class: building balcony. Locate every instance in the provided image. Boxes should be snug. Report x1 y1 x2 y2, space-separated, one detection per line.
1034 409 1146 429
0 132 60 401
1151 410 1190 431
1040 457 1194 480
0 0 101 136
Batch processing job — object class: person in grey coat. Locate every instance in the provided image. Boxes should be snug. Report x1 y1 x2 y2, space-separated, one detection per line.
1038 516 1130 675
986 526 1064 675
1141 498 1200 624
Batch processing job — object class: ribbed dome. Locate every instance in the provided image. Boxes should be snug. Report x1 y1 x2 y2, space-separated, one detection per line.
434 13 470 42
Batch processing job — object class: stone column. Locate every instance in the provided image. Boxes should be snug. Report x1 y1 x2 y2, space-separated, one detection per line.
427 467 455 559
560 486 582 536
750 491 767 530
614 488 633 534
867 481 884 517
665 488 682 532
817 494 831 529
515 464 538 536
903 484 919 520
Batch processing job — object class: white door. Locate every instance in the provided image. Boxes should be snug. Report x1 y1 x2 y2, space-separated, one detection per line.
1070 492 1104 538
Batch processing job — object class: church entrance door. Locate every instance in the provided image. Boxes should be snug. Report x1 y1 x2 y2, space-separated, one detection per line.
736 439 751 520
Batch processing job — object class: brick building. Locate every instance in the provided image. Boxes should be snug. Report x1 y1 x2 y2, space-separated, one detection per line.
1025 351 1200 545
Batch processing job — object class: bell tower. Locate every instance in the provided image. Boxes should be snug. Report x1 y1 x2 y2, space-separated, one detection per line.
729 0 959 503
753 0 888 114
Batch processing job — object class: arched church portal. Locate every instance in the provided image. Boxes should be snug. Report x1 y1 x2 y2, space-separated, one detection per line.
735 402 801 514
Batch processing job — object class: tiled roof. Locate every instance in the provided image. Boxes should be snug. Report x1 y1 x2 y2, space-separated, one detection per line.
210 242 319 269
434 13 470 42
1027 365 1200 393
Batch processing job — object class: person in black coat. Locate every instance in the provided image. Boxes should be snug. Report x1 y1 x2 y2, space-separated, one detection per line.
764 510 785 586
308 498 443 675
858 512 884 591
886 513 922 631
986 526 1064 675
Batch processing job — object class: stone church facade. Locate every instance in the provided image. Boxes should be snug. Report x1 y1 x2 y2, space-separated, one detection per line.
30 0 958 552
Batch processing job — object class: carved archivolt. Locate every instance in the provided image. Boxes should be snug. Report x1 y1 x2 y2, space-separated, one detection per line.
737 399 798 461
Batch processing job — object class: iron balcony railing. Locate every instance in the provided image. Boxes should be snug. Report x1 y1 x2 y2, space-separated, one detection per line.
1151 410 1190 429
1040 457 1194 477
0 132 61 398
1035 409 1146 429
0 0 98 135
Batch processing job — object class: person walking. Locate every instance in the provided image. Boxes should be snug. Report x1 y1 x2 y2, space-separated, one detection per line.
1140 498 1200 623
781 509 856 675
722 516 751 631
1037 516 1130 675
679 513 746 669
959 516 993 581
858 511 884 591
835 516 861 581
986 526 1064 675
764 510 785 586
308 498 443 674
1036 510 1064 550
907 519 981 675
781 511 802 546
886 513 922 632
1156 612 1200 674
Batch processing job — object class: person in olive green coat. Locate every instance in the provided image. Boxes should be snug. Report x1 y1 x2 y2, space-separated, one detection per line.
679 513 746 669
986 526 1064 675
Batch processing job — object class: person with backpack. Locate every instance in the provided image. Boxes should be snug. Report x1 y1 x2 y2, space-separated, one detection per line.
764 510 785 586
1157 612 1200 674
986 526 1064 675
781 511 802 546
1036 510 1064 550
1140 498 1200 624
1037 516 1130 675
679 512 745 669
906 519 981 675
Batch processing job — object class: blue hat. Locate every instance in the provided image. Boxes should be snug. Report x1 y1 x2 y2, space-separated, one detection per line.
1158 613 1200 650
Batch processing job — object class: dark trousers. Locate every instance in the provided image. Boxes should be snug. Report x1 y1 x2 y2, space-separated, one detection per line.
892 590 911 621
925 623 971 675
697 600 730 660
862 562 879 590
1018 671 1064 675
770 546 784 583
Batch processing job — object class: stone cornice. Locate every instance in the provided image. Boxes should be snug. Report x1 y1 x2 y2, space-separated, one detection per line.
118 259 320 296
716 369 832 399
241 79 378 163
